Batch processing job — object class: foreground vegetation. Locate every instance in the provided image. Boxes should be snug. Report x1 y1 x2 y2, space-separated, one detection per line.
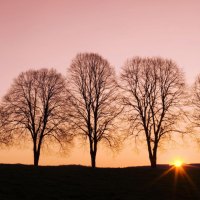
0 164 200 199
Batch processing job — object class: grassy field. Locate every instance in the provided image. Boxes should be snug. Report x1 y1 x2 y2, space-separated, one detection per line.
0 164 200 200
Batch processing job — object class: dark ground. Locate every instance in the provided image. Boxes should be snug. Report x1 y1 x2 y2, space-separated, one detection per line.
0 164 200 200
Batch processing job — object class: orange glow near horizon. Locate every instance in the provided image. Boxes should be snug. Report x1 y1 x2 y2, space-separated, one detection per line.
173 160 183 168
169 158 184 168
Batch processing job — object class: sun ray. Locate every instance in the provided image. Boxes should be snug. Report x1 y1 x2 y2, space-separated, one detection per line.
150 159 198 195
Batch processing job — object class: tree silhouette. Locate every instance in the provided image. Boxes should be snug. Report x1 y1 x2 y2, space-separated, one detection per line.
188 75 200 143
67 53 122 168
120 57 185 168
1 68 73 166
0 109 13 146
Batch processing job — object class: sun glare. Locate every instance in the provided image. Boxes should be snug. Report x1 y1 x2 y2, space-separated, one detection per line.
173 160 183 168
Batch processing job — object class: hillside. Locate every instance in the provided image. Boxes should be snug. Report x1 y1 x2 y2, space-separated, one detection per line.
0 164 200 200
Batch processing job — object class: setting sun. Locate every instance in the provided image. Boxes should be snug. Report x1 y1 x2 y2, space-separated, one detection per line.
173 160 183 168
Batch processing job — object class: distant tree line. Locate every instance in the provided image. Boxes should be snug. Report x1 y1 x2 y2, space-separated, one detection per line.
0 53 199 168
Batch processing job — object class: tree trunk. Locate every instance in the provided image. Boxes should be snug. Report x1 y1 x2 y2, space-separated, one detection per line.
146 136 158 168
91 152 96 168
33 140 41 167
33 140 38 167
148 152 157 168
150 145 157 168
150 155 157 168
89 140 97 168
34 152 39 167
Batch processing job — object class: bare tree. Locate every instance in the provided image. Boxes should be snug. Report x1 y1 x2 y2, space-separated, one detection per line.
1 68 73 166
120 57 185 168
67 53 122 168
188 75 200 143
0 109 13 146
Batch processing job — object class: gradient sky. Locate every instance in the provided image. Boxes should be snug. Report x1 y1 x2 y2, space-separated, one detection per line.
0 0 200 167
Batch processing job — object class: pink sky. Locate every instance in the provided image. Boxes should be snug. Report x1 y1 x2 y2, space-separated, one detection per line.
0 0 200 167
